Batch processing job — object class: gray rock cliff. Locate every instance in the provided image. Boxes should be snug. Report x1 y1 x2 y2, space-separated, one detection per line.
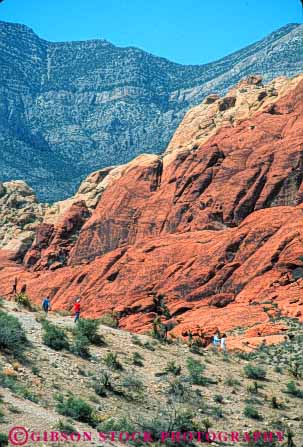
0 21 302 201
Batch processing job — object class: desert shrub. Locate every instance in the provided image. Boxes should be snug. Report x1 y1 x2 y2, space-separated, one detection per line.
141 406 198 446
21 387 39 403
122 375 144 393
167 378 187 401
164 361 181 376
225 376 241 387
151 316 169 342
143 341 156 351
244 364 266 380
0 372 19 393
132 351 144 367
0 372 38 402
212 406 223 419
284 381 303 398
8 405 21 414
0 433 8 446
74 319 104 346
186 357 212 386
243 405 262 420
97 416 135 432
70 334 90 359
271 396 284 409
56 420 76 434
56 395 96 426
247 381 261 394
93 372 112 397
42 321 69 351
99 312 119 328
15 293 33 310
131 335 144 347
288 362 303 379
0 311 27 356
31 366 40 376
173 409 196 432
104 352 122 370
213 394 224 403
187 357 205 377
131 335 156 351
284 429 296 447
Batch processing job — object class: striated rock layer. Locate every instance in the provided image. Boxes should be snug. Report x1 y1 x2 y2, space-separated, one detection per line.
1 74 303 346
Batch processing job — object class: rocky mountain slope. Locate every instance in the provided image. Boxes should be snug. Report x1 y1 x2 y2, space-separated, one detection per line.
0 74 302 346
1 21 303 201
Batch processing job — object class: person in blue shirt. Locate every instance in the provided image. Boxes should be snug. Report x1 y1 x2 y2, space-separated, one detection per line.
213 332 221 348
42 297 51 315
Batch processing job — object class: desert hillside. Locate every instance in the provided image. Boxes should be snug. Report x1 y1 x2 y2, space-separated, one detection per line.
0 298 302 446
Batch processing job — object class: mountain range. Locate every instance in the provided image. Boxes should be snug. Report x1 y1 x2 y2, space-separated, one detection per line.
0 21 303 201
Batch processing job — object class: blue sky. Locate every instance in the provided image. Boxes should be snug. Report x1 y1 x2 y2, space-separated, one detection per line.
0 0 301 64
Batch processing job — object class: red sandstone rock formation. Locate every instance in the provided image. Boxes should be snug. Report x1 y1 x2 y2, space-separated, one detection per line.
0 74 303 346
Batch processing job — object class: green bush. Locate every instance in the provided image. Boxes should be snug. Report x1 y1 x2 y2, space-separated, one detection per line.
164 361 181 376
186 357 210 385
284 381 303 398
97 416 135 432
213 394 224 403
42 321 69 351
132 351 144 367
167 378 187 401
0 311 27 356
104 352 122 370
247 381 260 394
271 396 283 409
122 375 144 393
74 319 104 346
15 293 33 310
244 364 267 380
243 405 262 420
56 419 77 434
94 372 112 397
212 406 224 419
56 395 96 426
0 433 8 446
225 376 241 387
288 362 302 379
71 334 90 359
0 373 38 402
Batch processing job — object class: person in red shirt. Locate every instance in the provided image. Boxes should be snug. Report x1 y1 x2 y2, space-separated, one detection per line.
74 297 81 323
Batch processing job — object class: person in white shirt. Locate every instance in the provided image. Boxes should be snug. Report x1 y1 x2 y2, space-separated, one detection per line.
221 334 227 352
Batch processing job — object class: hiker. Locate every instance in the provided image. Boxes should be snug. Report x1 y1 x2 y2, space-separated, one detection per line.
12 277 18 295
42 297 51 315
221 334 227 353
74 297 81 323
213 331 221 348
188 330 193 347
